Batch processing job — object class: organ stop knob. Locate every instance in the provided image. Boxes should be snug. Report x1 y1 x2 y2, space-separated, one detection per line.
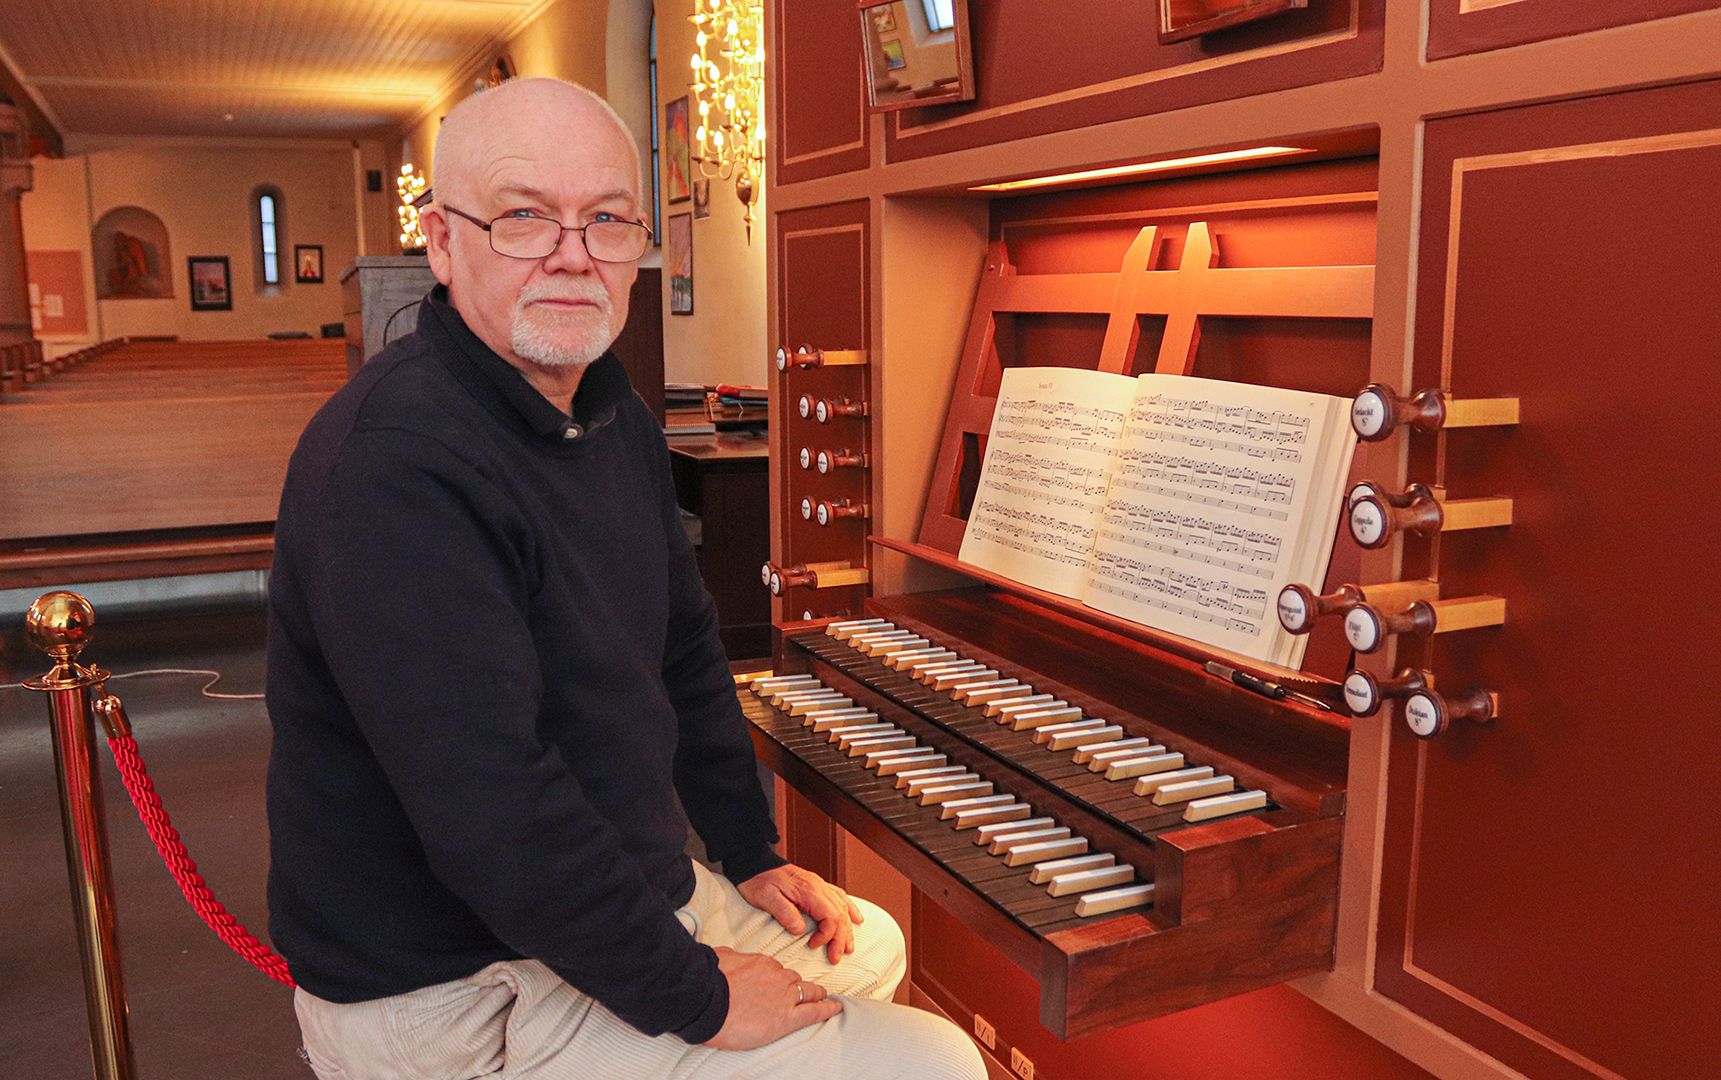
1403 685 1497 739
1341 667 1428 718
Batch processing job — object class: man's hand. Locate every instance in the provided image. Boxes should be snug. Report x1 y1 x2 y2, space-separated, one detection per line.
737 863 864 964
705 946 841 1050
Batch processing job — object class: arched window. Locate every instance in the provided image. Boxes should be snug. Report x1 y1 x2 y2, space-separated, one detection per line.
250 185 286 292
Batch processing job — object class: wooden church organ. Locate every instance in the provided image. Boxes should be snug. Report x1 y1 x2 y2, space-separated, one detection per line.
756 4 1721 1079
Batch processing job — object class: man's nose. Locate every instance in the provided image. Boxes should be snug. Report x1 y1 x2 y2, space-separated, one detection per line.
542 226 595 272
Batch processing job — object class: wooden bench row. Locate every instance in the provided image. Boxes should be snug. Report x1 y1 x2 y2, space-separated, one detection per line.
0 338 130 400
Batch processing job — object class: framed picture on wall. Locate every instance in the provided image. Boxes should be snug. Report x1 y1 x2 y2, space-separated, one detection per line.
693 179 711 220
294 245 324 284
665 96 692 204
187 256 232 311
880 39 906 70
668 212 693 315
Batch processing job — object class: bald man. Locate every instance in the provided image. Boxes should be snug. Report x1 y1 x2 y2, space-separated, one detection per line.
265 78 983 1079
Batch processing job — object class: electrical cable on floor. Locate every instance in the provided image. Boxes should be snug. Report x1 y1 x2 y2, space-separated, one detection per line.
0 667 263 699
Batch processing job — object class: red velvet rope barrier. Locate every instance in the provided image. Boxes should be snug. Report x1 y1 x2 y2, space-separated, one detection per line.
106 734 295 987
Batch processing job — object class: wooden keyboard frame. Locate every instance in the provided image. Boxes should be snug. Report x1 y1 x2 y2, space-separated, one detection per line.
750 588 1346 1038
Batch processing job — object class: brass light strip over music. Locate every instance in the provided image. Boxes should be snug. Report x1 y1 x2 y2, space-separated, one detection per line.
968 146 1308 193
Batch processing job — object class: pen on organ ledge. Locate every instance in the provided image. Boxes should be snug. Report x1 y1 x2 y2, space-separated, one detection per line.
1204 661 1332 711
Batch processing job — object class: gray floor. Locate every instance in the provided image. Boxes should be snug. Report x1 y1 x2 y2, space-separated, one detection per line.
0 608 305 1078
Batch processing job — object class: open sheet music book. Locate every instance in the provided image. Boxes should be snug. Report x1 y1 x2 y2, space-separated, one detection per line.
957 367 1357 667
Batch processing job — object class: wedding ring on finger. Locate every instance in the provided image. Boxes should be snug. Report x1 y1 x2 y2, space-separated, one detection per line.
795 982 806 1005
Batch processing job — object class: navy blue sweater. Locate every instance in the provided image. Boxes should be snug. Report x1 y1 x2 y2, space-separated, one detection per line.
265 288 782 1043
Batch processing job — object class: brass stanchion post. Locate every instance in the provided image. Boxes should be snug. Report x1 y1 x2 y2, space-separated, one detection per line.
23 591 136 1080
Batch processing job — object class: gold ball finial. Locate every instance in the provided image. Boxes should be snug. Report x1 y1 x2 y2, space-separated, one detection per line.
25 590 96 663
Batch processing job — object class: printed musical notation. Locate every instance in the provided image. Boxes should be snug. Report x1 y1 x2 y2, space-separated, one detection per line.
959 367 1355 664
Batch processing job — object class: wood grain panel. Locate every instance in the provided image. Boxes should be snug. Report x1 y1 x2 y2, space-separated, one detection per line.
882 0 1381 164
1380 78 1721 1080
773 0 869 184
1426 0 1721 61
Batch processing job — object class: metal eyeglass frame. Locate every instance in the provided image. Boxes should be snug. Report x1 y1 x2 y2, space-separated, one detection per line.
442 205 653 263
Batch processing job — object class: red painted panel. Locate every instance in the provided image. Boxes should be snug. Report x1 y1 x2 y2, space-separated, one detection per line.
777 200 870 351
1426 0 1719 61
914 893 1436 1079
774 0 869 184
1382 78 1721 1080
883 0 1382 163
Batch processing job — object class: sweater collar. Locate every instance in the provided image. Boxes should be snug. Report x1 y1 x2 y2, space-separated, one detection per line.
419 283 630 442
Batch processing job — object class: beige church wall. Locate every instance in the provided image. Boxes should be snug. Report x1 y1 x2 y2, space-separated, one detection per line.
22 140 358 343
19 155 99 355
653 0 768 390
394 0 765 391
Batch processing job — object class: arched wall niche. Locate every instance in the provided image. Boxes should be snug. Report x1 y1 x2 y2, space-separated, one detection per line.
92 205 172 299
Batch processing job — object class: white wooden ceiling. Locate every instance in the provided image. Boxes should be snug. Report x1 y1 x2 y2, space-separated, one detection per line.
0 0 558 141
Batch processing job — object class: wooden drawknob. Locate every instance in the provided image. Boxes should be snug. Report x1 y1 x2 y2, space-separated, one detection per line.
1403 685 1497 739
1276 583 1365 635
815 500 869 527
816 449 868 474
1351 383 1447 441
1343 600 1437 653
813 398 867 424
1348 484 1441 549
1341 667 1427 718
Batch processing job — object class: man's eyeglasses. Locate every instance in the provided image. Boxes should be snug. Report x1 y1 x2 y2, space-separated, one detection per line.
443 206 653 263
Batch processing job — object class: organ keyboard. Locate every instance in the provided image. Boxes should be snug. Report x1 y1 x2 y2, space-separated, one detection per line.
742 587 1348 1038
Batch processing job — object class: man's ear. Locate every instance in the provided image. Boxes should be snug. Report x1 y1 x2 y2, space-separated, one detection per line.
423 206 455 286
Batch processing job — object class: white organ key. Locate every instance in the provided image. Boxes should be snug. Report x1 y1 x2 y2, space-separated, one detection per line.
907 652 965 673
770 686 835 706
825 617 889 638
865 636 929 657
939 793 1017 820
984 693 1053 717
1083 743 1168 770
1011 706 1084 731
952 802 1033 829
949 677 1014 700
1071 737 1157 764
826 722 894 743
901 768 977 795
935 667 998 690
1028 852 1115 884
1046 863 1134 897
846 734 916 757
1182 790 1269 822
788 694 850 715
848 629 914 645
1046 724 1124 750
919 781 994 806
1004 836 1089 866
972 816 1056 846
863 746 932 768
991 696 1062 721
963 683 1034 706
918 663 988 686
807 709 876 731
877 752 945 776
885 648 952 670
1131 766 1215 796
1104 752 1186 781
750 674 818 692
1027 718 1103 744
1151 774 1236 805
1075 883 1155 917
987 826 1071 855
895 764 968 789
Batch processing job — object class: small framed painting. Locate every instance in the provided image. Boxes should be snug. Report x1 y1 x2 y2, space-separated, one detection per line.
667 212 693 315
294 245 324 284
187 256 232 311
665 96 692 204
693 179 711 220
